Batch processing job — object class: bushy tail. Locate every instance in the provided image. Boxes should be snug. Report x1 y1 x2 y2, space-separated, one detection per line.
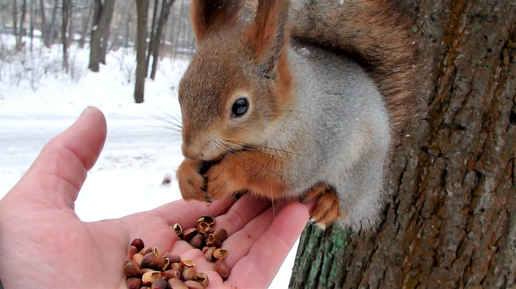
290 0 420 133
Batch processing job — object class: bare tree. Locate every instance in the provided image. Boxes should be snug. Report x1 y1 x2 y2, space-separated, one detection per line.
45 0 59 47
146 0 160 75
149 0 174 80
290 0 516 288
61 0 70 72
78 0 93 48
134 0 148 103
88 0 116 72
39 0 47 46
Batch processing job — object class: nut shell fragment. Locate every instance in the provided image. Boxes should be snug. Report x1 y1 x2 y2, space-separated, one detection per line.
181 259 196 268
172 223 183 236
213 248 228 260
142 271 161 286
194 272 209 288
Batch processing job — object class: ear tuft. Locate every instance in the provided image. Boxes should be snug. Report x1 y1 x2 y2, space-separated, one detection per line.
248 0 290 75
190 0 243 42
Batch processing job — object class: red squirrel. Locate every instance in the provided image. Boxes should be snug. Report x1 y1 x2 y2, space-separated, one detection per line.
176 0 417 230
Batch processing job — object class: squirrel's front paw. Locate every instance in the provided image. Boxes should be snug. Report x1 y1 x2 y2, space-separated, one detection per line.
177 159 207 202
303 183 342 229
205 156 244 200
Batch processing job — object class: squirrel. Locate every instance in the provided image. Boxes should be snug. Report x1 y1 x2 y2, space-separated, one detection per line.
175 0 418 231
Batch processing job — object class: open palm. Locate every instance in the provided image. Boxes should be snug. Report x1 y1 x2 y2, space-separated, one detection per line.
0 107 308 288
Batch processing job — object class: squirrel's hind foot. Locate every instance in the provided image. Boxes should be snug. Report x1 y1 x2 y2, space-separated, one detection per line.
302 182 342 229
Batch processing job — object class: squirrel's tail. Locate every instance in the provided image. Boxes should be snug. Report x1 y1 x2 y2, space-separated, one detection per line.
290 0 419 133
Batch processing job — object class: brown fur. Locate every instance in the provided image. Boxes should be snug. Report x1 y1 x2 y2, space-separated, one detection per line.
290 0 419 134
190 0 243 42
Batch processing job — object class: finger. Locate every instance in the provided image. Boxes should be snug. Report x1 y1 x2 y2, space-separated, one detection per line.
6 107 107 210
213 194 272 235
227 202 308 288
216 200 291 269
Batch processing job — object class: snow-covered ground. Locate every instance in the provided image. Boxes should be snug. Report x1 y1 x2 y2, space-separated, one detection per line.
0 35 296 288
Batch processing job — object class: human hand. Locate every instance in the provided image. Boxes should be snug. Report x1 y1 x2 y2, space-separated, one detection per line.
0 107 309 288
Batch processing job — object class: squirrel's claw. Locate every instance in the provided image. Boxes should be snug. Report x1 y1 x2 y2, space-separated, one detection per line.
177 159 207 202
303 182 342 229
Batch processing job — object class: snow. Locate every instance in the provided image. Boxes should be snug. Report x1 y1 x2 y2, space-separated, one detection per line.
0 35 297 288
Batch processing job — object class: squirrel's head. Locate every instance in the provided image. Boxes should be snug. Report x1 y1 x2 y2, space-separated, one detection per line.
178 0 292 161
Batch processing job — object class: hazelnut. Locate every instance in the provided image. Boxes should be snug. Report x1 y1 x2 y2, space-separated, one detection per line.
214 259 230 279
184 280 205 289
182 228 198 242
140 246 154 256
141 248 165 269
170 262 183 272
129 245 138 259
182 267 197 281
132 253 144 266
124 259 142 278
131 238 145 252
169 278 188 289
151 278 169 289
204 247 216 262
162 269 181 280
126 277 142 289
213 228 228 242
164 253 182 264
190 234 205 249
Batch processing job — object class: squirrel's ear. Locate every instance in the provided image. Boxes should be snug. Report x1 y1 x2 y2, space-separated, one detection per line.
190 0 242 42
247 0 290 77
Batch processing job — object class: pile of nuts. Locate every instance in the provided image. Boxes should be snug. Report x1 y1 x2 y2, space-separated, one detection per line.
124 216 231 289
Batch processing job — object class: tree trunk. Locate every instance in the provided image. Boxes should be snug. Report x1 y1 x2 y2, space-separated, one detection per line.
146 0 160 76
134 0 148 103
19 0 27 49
88 0 116 72
29 0 34 51
61 0 70 72
99 0 115 64
39 0 47 47
46 0 59 47
78 1 93 49
149 0 175 80
290 0 516 288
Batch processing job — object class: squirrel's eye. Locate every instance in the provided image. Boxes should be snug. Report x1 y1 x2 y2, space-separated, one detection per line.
231 98 249 118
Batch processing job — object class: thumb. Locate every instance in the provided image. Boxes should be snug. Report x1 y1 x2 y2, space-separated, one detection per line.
5 107 107 210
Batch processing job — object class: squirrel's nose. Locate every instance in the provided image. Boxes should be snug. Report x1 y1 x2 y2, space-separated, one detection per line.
182 142 200 160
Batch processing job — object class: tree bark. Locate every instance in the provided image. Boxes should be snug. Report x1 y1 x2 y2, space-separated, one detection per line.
134 0 148 103
149 0 175 80
290 0 516 288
